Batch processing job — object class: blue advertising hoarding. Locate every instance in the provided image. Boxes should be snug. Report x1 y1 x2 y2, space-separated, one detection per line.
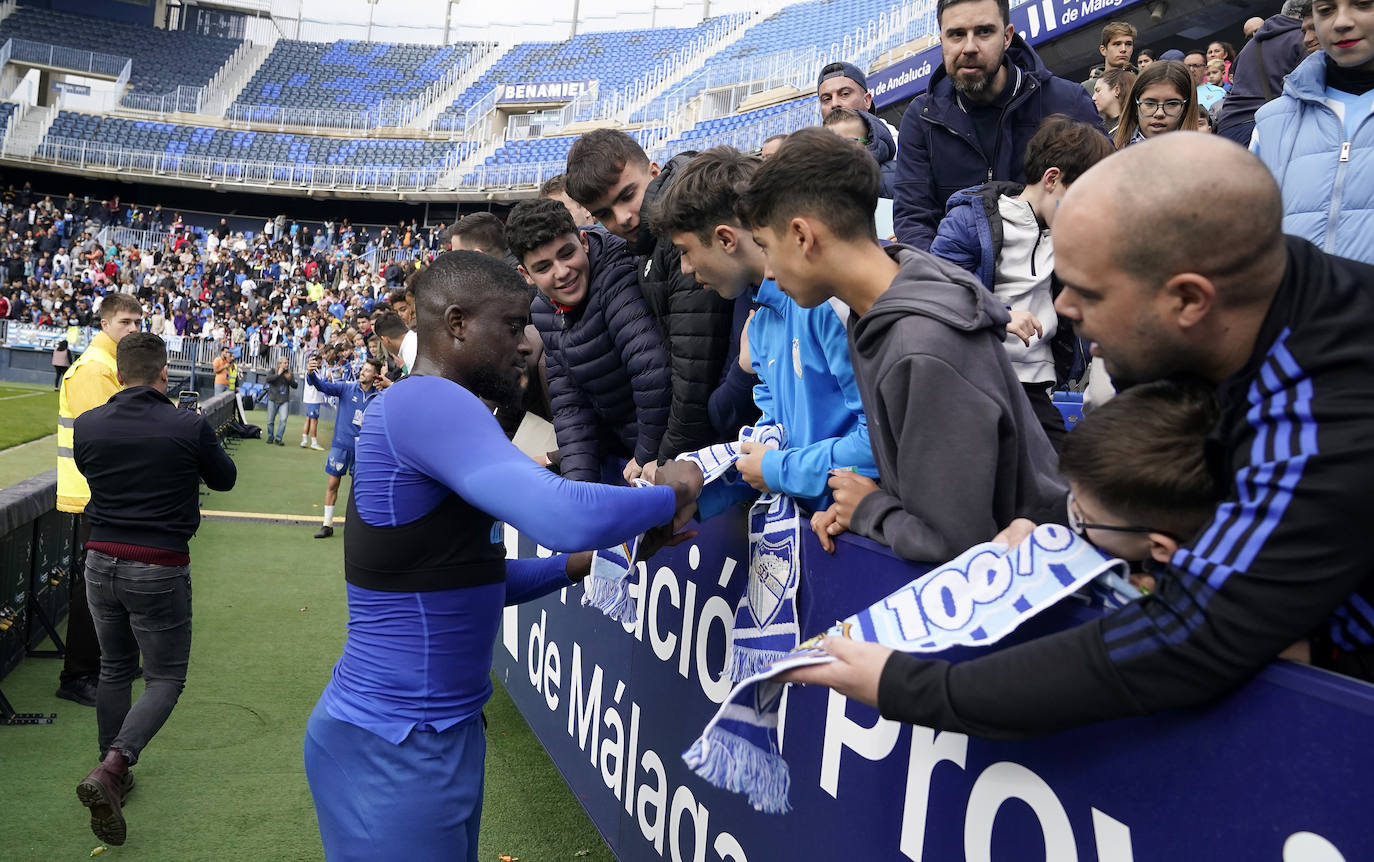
494 511 1374 861
870 0 1149 108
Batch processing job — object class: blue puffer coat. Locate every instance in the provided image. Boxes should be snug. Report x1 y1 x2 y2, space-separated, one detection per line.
531 229 671 482
1252 52 1374 264
893 34 1105 250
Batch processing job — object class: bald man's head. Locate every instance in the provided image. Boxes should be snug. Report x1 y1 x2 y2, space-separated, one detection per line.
1052 134 1289 386
1059 133 1282 307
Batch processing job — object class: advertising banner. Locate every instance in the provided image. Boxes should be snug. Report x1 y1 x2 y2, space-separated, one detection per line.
4 323 93 352
494 511 1374 861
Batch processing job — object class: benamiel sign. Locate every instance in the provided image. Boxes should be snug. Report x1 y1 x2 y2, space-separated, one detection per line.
495 515 1370 861
497 80 598 103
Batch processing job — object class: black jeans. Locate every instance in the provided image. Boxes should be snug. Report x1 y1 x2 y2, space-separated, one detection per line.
84 550 193 765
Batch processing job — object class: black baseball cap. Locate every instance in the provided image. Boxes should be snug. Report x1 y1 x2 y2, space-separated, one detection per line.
818 61 868 92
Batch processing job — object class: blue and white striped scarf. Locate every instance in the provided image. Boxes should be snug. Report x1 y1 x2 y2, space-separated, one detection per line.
582 426 800 679
683 525 1130 814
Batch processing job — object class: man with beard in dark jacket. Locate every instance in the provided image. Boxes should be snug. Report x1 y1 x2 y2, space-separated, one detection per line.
739 128 1066 563
1214 0 1315 145
564 129 738 466
506 198 671 484
894 0 1104 250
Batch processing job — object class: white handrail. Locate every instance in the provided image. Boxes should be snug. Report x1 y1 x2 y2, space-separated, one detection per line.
4 38 132 80
8 132 589 193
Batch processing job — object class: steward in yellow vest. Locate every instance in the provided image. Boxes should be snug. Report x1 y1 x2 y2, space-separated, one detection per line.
57 294 144 513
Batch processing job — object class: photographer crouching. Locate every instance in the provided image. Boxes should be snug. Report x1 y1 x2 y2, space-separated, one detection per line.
71 333 237 846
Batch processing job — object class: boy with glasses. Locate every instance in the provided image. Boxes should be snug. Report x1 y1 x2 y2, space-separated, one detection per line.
1057 379 1222 594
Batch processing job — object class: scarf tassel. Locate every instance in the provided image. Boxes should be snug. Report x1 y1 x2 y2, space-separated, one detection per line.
683 726 792 815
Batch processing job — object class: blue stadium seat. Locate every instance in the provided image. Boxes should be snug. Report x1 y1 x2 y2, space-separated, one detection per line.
0 5 240 96
232 39 485 115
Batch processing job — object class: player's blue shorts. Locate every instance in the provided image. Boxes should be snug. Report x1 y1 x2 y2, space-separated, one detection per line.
305 403 322 419
305 699 483 862
325 445 354 478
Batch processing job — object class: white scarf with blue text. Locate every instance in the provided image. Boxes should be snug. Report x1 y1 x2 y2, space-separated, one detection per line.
682 525 1129 814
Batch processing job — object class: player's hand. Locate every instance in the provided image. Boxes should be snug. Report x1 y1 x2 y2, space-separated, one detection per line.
623 458 644 483
992 517 1037 548
638 522 699 561
735 441 772 492
810 505 845 553
653 459 704 533
775 636 893 708
827 471 879 531
1006 311 1043 346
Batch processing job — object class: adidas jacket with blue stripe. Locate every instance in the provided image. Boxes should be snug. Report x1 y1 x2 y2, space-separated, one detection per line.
876 236 1374 739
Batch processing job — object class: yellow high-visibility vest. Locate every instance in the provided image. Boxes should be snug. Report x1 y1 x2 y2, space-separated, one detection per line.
56 331 120 513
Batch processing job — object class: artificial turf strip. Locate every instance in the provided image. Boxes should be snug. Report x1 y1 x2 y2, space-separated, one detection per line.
0 382 60 450
0 418 613 861
0 435 56 491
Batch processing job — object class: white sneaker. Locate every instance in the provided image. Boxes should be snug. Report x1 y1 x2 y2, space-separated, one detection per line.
310 441 325 451
299 439 309 448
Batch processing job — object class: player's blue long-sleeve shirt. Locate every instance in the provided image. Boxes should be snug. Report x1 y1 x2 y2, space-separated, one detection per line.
320 374 677 744
306 370 378 451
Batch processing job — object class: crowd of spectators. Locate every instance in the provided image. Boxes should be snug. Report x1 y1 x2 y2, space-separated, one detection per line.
0 182 461 369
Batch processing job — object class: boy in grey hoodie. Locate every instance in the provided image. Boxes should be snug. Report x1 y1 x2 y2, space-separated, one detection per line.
737 128 1067 563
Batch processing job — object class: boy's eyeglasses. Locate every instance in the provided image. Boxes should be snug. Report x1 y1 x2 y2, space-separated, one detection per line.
1067 492 1177 540
1138 99 1187 117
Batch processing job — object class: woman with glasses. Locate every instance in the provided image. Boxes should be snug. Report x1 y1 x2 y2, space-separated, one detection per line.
1113 60 1200 148
1092 67 1137 138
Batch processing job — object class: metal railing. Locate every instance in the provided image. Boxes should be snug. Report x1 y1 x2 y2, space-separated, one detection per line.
95 224 181 251
120 84 209 116
118 31 267 117
23 134 472 192
5 38 132 81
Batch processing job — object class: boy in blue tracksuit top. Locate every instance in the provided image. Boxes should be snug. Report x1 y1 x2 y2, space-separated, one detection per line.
307 356 386 538
651 147 877 541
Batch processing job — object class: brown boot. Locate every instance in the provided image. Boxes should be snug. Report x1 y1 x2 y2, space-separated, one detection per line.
76 749 129 846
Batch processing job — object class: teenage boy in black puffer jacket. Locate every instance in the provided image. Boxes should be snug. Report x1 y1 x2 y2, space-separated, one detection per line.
564 130 741 465
506 199 671 484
